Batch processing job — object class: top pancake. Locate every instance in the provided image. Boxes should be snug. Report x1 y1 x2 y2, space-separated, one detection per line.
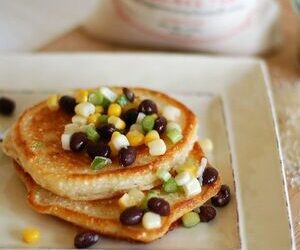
2 87 198 200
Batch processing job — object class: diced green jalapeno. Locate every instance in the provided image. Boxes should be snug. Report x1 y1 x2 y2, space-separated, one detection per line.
86 126 100 142
88 91 103 105
98 114 108 125
116 95 128 107
101 97 111 108
91 156 111 170
142 115 155 133
166 128 183 144
182 212 200 228
163 178 178 193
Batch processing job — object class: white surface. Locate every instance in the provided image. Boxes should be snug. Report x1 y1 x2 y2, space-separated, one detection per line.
0 0 98 52
0 53 294 249
274 83 300 187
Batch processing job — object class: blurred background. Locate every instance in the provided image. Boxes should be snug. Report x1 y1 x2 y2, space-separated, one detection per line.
0 0 298 85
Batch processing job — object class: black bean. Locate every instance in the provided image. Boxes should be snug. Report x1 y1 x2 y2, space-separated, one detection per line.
138 99 157 115
0 97 15 116
202 167 218 185
154 116 167 134
97 124 115 140
122 88 135 102
211 185 231 207
74 231 100 249
59 95 76 114
148 197 170 216
87 141 111 159
120 206 144 225
199 206 216 222
118 146 137 167
70 132 88 152
123 108 138 127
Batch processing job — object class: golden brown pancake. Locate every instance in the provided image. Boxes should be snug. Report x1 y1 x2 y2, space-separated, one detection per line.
2 87 198 200
14 143 220 243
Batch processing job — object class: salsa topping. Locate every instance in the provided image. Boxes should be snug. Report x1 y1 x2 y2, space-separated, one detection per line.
47 87 184 169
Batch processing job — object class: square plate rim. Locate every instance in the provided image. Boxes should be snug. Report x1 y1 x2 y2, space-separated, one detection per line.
0 53 294 249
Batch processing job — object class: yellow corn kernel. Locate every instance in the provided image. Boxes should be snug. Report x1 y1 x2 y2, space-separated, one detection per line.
176 163 197 176
88 88 95 94
118 193 137 209
108 116 126 130
108 141 118 156
108 103 122 117
87 113 101 125
95 106 104 114
144 130 160 145
151 113 158 120
182 165 198 177
111 131 121 140
128 188 145 205
126 131 144 147
75 89 89 103
22 228 40 244
47 95 59 111
176 163 187 173
200 138 214 154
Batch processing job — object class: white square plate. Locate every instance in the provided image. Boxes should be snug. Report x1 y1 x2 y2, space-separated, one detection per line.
0 53 294 249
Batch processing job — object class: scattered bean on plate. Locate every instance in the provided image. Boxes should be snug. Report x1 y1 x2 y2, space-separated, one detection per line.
0 97 15 116
199 205 216 222
211 185 231 207
74 231 100 249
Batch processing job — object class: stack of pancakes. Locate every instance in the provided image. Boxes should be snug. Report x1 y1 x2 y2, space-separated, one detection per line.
2 87 221 242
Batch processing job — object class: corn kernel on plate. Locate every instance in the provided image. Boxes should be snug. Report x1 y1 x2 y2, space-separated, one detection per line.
0 53 294 249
